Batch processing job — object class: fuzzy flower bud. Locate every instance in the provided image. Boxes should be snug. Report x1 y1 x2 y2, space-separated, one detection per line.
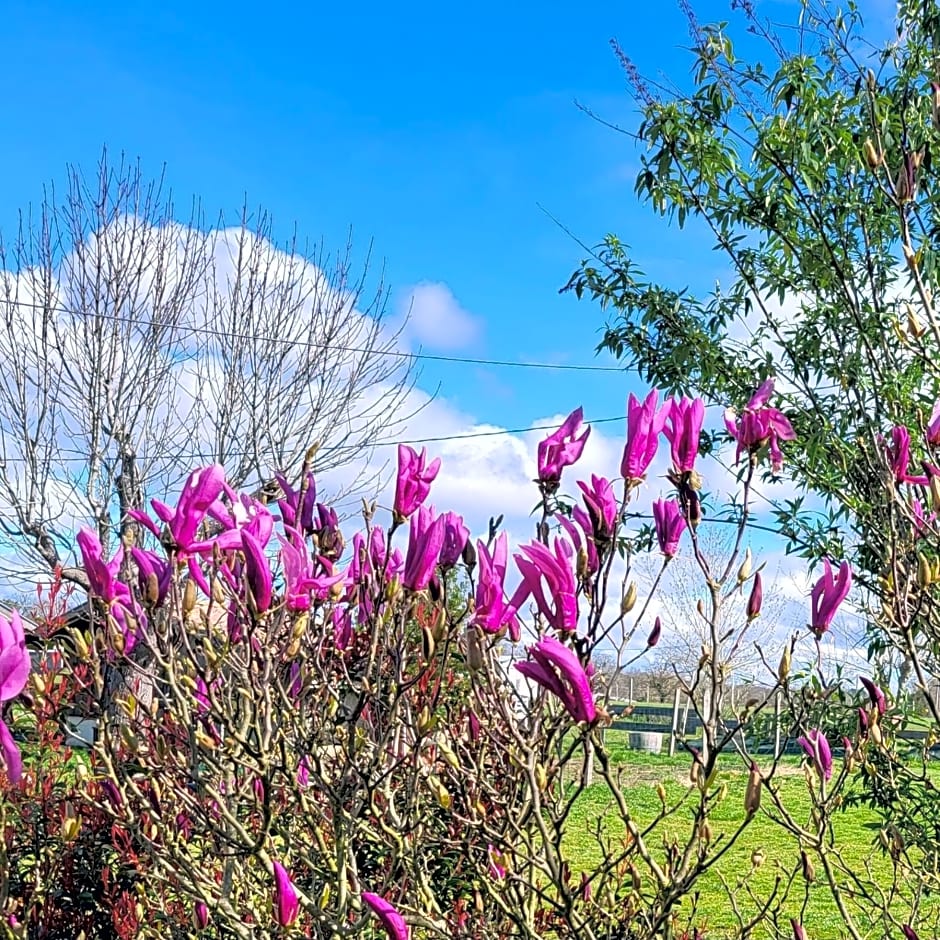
747 572 763 621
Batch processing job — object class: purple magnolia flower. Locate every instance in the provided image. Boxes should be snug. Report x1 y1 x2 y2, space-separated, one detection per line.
439 511 470 568
278 528 344 612
129 465 229 594
132 464 226 551
471 534 521 641
860 677 887 717
928 401 940 447
402 505 445 592
537 407 590 487
297 755 312 789
312 503 345 559
577 474 618 541
512 538 579 633
647 617 662 648
886 426 930 485
664 397 705 473
194 902 210 930
791 921 808 940
622 390 667 485
912 497 936 537
362 892 410 940
77 529 143 653
515 635 596 724
131 547 172 606
0 610 30 783
652 499 686 558
275 470 317 535
272 860 299 927
394 445 441 522
487 844 507 880
724 378 796 472
557 510 599 577
798 729 833 781
241 532 273 614
208 484 276 551
902 924 921 940
810 559 853 637
333 606 353 650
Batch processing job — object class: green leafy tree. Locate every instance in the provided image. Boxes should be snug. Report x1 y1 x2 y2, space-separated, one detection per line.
566 0 940 596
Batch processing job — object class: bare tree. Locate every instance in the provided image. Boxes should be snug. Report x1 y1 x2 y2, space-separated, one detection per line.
0 153 414 585
639 526 785 689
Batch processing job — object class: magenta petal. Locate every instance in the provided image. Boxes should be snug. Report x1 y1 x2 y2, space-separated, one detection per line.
127 509 162 538
186 557 211 597
0 646 30 701
272 860 300 926
150 499 176 524
746 378 775 410
362 892 409 940
0 718 23 783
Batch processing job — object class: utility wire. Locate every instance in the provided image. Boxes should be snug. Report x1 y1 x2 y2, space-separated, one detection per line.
0 296 624 373
0 416 627 464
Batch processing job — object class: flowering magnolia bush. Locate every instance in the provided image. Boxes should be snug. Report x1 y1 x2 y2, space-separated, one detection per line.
2 379 931 940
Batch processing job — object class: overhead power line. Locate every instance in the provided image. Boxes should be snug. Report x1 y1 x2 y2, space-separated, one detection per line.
0 296 624 374
0 416 627 464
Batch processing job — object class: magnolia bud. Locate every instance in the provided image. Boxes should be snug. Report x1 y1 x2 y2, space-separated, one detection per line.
801 850 816 883
907 303 926 339
930 476 940 512
421 626 435 662
863 138 883 169
737 547 752 585
746 572 763 621
918 553 933 589
417 705 434 735
194 901 210 930
647 617 662 648
576 547 589 579
183 579 197 616
778 645 791 683
535 763 549 792
466 626 485 673
462 539 477 571
621 581 638 614
744 762 762 816
145 572 160 607
62 802 80 842
751 847 765 869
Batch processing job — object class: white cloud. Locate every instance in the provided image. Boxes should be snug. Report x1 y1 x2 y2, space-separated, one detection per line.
397 281 482 351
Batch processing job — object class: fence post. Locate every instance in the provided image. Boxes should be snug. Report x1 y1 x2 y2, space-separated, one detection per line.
581 738 594 787
669 688 681 757
774 690 782 760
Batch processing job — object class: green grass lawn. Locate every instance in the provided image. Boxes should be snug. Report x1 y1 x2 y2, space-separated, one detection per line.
562 736 927 939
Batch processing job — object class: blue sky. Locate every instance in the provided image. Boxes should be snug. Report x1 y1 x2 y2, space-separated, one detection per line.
0 1 896 435
0 0 762 430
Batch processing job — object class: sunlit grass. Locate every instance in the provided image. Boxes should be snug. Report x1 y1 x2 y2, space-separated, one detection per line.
561 736 929 939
